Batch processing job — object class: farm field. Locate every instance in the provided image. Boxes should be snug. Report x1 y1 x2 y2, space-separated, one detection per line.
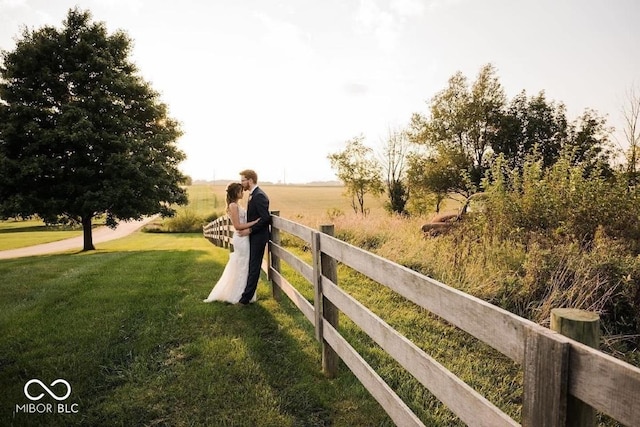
184 183 389 223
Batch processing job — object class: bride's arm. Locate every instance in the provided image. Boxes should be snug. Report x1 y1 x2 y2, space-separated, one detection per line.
228 203 258 230
236 218 260 230
234 218 259 230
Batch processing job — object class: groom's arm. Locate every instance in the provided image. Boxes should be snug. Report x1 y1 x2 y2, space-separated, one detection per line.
251 192 271 234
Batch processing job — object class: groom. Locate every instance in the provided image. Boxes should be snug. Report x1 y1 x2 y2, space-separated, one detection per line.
237 169 271 305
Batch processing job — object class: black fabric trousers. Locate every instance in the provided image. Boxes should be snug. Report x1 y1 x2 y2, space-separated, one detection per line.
240 229 269 303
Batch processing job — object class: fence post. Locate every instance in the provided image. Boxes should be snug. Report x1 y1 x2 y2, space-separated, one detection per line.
319 224 339 378
551 308 601 427
226 217 230 250
221 217 228 249
269 211 282 301
522 326 570 426
312 231 322 343
227 216 234 253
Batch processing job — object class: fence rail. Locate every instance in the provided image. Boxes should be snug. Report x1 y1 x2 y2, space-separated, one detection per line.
203 214 640 427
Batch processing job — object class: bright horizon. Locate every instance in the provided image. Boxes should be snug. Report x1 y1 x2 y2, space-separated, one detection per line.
1 0 639 184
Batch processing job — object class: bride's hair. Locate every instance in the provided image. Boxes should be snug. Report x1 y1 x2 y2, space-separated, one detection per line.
225 182 243 208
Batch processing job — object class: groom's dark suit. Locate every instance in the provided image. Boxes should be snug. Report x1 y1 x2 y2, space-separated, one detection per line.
239 186 271 304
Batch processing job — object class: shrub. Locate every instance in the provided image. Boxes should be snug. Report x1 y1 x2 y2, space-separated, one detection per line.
483 155 640 249
204 211 222 223
165 209 206 233
326 208 344 221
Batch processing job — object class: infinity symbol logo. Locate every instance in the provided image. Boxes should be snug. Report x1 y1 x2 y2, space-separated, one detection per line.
24 379 71 401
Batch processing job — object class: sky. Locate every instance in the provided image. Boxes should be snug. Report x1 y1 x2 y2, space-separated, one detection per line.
1 0 639 184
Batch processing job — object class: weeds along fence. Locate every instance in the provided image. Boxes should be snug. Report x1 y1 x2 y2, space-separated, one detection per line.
203 213 640 427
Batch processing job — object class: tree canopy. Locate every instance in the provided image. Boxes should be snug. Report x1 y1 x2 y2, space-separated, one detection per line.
0 8 188 250
406 63 614 212
410 64 506 189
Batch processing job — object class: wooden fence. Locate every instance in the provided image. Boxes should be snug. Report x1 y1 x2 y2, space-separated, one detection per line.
203 213 640 427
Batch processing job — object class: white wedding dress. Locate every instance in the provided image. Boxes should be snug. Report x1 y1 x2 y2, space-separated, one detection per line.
203 206 256 304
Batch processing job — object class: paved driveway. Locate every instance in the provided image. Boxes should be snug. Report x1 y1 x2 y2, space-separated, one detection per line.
0 215 159 259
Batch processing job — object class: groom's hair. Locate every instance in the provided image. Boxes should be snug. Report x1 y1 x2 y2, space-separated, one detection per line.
240 169 258 184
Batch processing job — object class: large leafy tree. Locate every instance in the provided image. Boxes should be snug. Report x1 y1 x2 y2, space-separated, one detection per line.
410 64 505 191
408 65 614 213
493 90 568 172
0 8 188 250
328 136 383 216
563 108 614 177
407 64 504 212
493 91 613 176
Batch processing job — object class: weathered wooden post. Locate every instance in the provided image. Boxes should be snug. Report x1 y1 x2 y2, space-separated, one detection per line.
227 216 234 252
221 217 228 249
551 308 601 427
319 224 339 378
269 211 282 301
212 221 218 246
523 326 570 426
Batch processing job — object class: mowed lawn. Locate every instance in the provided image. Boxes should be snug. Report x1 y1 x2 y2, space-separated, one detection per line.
0 220 83 251
0 232 388 426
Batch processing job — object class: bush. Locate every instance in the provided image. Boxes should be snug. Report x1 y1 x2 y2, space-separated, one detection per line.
484 155 640 249
204 211 222 223
165 209 206 233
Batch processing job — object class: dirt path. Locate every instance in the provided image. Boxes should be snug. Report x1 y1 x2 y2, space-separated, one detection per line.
0 215 159 259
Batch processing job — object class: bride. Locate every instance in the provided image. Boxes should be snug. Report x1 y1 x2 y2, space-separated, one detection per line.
203 182 259 304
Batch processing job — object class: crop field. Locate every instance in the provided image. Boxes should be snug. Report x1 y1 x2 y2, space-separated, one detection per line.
184 183 388 222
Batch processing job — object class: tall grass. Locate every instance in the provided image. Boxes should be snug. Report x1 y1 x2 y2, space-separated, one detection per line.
325 213 640 366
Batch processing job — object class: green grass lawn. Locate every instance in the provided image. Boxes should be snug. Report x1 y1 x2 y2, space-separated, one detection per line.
0 220 82 251
0 232 390 427
0 218 110 251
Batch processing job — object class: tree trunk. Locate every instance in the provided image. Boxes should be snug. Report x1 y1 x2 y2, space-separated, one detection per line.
82 215 95 251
